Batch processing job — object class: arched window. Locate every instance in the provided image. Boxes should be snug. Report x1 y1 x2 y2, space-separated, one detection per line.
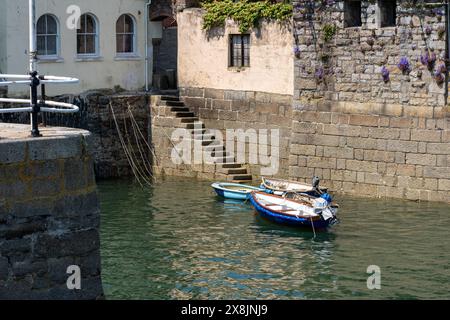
116 14 135 54
37 14 59 56
77 14 98 55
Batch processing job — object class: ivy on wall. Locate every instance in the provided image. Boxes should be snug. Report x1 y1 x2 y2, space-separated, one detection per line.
201 0 293 33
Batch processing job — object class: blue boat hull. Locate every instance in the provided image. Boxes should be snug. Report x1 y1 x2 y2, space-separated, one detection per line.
212 183 263 201
213 188 249 200
249 194 331 230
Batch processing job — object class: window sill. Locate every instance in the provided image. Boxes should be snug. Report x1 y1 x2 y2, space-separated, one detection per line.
228 66 249 72
114 55 141 61
75 56 103 62
37 57 64 63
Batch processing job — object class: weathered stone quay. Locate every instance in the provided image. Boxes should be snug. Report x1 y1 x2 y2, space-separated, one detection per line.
0 124 103 299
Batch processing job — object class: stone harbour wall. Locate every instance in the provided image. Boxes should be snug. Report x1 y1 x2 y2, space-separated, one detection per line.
0 92 151 179
291 1 450 203
0 124 104 299
290 111 450 202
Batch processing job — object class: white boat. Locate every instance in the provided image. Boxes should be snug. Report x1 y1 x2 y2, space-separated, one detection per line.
261 177 327 195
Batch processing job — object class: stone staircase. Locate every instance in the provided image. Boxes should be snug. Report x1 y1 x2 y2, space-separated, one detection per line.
159 95 253 183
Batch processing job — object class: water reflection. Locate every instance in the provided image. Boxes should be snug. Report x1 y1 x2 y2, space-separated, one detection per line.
99 177 450 300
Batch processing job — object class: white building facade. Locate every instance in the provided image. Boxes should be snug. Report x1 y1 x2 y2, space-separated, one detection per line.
0 0 164 96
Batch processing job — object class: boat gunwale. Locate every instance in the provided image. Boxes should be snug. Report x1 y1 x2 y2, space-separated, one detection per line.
251 191 322 221
261 177 316 192
211 182 262 194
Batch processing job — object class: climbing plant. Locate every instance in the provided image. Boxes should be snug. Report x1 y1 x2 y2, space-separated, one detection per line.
201 0 293 33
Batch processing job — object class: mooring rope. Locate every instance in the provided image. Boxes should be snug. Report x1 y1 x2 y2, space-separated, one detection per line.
127 113 154 178
109 103 152 187
123 115 151 181
126 103 160 167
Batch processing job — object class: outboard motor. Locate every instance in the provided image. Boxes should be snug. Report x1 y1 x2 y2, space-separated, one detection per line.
312 176 320 190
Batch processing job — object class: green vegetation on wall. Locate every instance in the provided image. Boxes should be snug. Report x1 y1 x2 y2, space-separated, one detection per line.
201 0 293 33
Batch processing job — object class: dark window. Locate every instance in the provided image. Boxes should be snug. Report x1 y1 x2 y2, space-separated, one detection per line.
379 0 397 27
77 14 98 55
37 15 58 56
116 14 135 54
344 0 362 27
229 35 250 67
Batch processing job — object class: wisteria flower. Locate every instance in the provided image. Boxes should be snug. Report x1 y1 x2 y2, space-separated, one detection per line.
381 66 390 82
397 57 411 74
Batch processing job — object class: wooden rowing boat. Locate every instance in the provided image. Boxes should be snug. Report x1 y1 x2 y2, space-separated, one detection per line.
249 191 339 230
261 177 327 196
211 182 263 200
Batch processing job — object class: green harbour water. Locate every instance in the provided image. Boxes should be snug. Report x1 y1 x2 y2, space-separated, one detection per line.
98 177 450 300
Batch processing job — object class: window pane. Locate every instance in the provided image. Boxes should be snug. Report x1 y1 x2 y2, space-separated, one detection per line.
243 35 250 66
117 34 124 52
47 16 57 34
37 36 46 55
37 17 46 34
124 15 133 33
124 34 133 52
233 36 242 67
77 35 85 54
116 15 125 33
47 35 57 55
86 15 95 33
78 15 85 33
85 35 95 54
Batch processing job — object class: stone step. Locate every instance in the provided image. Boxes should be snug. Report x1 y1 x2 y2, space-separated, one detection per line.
228 174 253 181
231 179 254 184
164 100 185 106
190 128 206 135
213 155 236 163
174 111 195 118
179 117 199 123
185 122 205 129
211 150 230 157
225 168 248 175
161 95 180 102
170 106 190 112
203 144 225 151
193 133 216 141
218 163 243 169
201 139 216 146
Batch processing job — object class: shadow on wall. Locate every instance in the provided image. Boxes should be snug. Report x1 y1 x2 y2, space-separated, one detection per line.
152 16 178 90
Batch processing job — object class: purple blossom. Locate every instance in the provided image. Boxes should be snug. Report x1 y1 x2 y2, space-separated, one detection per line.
315 67 325 81
432 8 444 16
425 25 432 35
381 66 390 82
434 70 445 84
438 63 447 74
397 57 411 73
294 46 301 57
420 51 429 66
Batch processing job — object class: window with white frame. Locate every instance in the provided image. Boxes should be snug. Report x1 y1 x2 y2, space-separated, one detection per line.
116 14 136 54
77 14 99 55
37 14 59 57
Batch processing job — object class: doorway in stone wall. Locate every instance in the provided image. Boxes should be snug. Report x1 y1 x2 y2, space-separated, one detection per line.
151 15 178 91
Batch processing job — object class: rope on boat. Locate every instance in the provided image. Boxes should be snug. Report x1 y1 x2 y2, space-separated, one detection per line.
310 216 316 239
109 103 153 187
